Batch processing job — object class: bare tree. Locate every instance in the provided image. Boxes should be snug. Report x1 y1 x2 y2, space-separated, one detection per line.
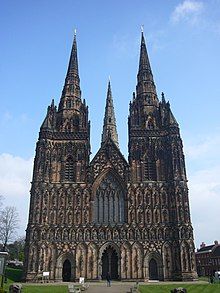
0 206 19 251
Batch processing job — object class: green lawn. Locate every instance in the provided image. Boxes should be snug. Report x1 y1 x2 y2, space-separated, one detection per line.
21 285 68 293
139 284 220 293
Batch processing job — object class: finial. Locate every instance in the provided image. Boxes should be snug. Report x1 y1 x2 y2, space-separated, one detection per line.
108 75 111 82
141 25 144 33
74 28 77 36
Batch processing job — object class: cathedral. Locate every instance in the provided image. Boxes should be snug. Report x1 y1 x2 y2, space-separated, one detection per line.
24 31 198 282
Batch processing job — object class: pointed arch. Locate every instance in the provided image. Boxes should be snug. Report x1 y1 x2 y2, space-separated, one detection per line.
55 252 75 282
145 251 164 281
99 242 120 280
92 170 126 224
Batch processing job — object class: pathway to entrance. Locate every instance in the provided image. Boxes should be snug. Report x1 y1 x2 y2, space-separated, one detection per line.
87 282 136 293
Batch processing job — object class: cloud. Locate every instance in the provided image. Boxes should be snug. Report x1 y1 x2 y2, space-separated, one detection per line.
184 132 220 248
171 0 204 24
0 153 33 237
184 133 220 160
189 166 220 248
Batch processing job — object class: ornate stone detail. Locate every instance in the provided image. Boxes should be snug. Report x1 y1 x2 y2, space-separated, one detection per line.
24 32 197 282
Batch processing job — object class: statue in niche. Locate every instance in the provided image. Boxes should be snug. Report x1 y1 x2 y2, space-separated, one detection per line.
107 229 112 239
146 210 151 223
121 229 126 240
143 229 148 240
92 229 98 240
138 211 143 223
78 230 83 241
135 229 141 240
113 230 119 241
63 230 68 241
85 230 90 241
99 230 105 240
130 210 135 222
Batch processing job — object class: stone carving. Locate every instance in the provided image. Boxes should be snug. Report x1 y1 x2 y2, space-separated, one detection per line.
24 32 197 283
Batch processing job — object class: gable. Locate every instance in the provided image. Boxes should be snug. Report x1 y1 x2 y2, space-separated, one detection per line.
90 138 129 183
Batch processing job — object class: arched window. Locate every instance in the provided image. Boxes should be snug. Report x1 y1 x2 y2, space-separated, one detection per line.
65 157 75 181
93 173 125 224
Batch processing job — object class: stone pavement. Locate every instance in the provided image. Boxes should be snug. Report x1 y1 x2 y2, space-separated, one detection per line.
87 282 135 293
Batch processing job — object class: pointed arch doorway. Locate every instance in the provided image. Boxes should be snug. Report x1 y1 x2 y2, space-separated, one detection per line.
62 259 71 282
102 246 119 280
149 259 158 280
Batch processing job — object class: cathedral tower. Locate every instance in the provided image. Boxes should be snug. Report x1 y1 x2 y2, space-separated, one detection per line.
24 33 91 281
24 32 197 282
128 32 196 280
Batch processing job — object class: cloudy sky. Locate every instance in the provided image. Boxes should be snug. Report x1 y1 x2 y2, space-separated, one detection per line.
0 0 220 248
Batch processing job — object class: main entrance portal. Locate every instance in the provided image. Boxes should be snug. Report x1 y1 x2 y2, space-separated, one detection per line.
102 246 118 280
149 259 158 280
62 259 71 282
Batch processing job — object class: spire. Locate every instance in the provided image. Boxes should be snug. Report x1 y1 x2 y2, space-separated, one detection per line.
101 80 119 148
59 31 81 110
138 31 152 76
136 31 158 103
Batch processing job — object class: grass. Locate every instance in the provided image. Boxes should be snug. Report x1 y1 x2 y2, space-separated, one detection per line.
2 269 219 293
139 283 220 293
21 285 68 292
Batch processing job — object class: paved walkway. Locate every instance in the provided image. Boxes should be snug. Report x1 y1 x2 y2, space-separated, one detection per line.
85 280 208 293
87 282 135 293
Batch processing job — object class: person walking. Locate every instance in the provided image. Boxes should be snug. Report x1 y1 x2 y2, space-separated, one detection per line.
106 272 111 287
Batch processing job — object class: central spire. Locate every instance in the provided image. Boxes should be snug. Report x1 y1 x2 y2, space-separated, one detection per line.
101 80 119 148
136 31 158 104
59 31 81 111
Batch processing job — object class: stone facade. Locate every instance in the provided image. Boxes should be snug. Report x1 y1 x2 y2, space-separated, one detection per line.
24 32 197 282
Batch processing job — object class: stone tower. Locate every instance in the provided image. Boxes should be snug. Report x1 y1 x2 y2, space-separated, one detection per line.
24 32 197 282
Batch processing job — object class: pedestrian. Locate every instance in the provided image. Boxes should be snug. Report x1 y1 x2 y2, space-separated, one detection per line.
106 271 111 287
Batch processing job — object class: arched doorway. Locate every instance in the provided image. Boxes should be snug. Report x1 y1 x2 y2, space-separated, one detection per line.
62 259 71 282
102 246 119 280
149 258 158 280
